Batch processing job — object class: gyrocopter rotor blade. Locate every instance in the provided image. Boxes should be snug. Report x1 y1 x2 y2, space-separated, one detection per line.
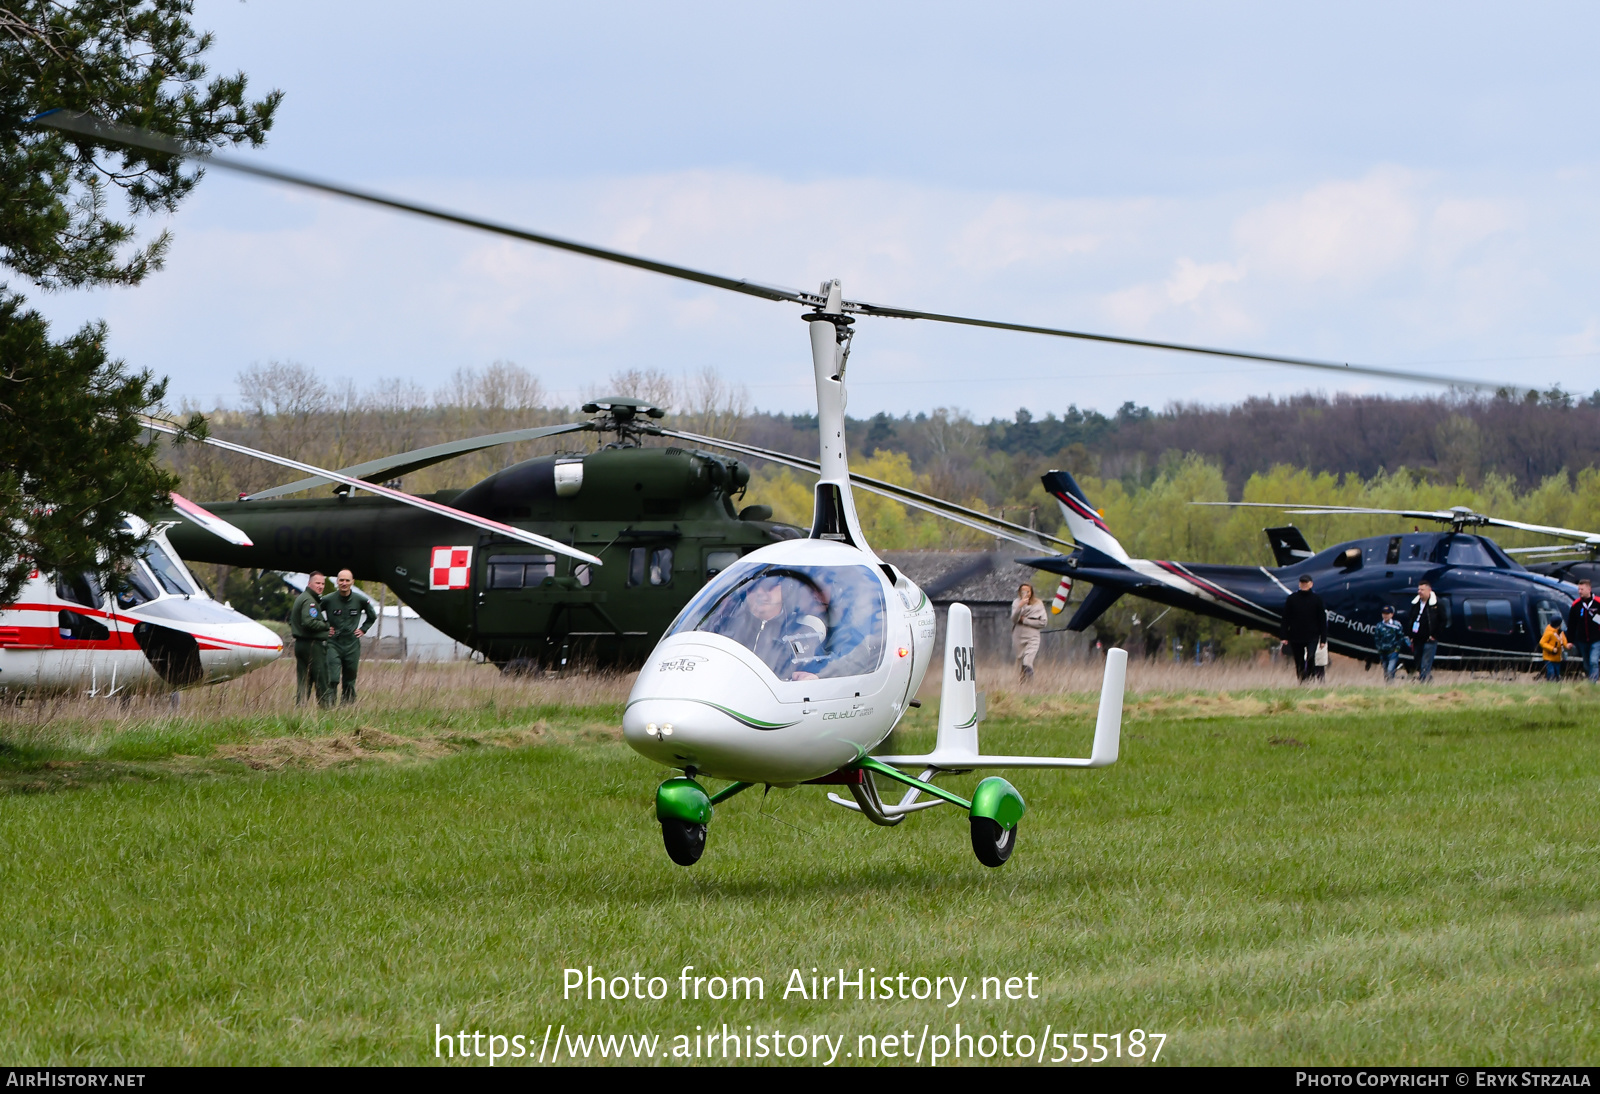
1194 501 1600 546
141 418 603 566
169 491 252 545
245 421 595 500
658 428 1072 554
31 110 1529 395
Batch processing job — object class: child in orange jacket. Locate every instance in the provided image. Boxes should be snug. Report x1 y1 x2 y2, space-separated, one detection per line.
1541 621 1569 681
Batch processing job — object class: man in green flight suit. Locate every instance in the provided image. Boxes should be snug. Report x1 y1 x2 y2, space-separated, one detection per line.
322 568 379 704
290 571 334 707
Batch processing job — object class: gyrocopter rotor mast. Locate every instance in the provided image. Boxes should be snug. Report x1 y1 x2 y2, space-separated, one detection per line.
804 279 871 552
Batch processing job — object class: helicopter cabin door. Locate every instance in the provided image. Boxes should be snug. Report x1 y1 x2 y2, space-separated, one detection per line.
474 550 558 640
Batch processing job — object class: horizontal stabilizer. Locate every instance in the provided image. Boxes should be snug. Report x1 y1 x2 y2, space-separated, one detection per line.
873 648 1125 771
1067 582 1124 632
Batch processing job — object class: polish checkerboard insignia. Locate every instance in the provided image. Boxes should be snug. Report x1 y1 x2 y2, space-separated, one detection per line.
430 546 473 590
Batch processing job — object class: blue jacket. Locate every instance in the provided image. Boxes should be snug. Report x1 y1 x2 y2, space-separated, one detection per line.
1373 618 1405 655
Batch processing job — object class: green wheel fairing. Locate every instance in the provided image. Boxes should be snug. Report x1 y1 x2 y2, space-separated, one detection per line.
656 777 713 825
969 776 1026 830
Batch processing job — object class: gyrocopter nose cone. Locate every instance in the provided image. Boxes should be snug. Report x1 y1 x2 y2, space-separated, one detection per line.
623 640 794 774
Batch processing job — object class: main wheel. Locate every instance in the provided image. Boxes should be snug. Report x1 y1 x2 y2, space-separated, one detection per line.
970 817 1017 868
661 819 708 866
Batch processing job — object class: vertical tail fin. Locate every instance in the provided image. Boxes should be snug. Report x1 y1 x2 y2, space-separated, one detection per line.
934 603 980 761
1041 469 1130 563
1091 648 1127 766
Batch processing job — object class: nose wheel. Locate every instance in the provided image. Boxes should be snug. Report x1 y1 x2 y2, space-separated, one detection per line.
661 819 708 865
655 776 714 867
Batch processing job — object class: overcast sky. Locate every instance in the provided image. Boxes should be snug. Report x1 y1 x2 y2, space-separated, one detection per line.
27 2 1600 419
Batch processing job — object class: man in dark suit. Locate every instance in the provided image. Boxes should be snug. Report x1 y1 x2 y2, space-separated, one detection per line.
1407 580 1442 683
1282 574 1328 682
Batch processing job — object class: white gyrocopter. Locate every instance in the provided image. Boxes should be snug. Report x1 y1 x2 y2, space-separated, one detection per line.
32 110 1530 865
625 280 1127 867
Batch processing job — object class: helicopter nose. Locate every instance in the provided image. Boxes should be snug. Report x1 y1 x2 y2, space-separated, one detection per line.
198 618 285 682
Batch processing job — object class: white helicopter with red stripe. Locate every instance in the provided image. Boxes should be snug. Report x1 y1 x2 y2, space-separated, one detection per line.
0 497 282 695
0 422 607 697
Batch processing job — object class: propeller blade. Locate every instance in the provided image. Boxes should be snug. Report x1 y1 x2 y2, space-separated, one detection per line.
245 421 594 499
142 419 603 566
169 491 253 546
31 109 1531 395
659 429 1071 554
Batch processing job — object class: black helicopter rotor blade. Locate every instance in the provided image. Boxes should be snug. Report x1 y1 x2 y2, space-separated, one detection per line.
32 110 1527 395
658 428 1073 554
1194 501 1600 546
140 417 603 565
245 421 595 500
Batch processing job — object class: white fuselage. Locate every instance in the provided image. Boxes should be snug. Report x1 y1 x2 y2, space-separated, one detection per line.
0 532 282 694
624 539 936 785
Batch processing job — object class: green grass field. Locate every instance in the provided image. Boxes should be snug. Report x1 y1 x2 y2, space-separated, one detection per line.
2 665 1598 1066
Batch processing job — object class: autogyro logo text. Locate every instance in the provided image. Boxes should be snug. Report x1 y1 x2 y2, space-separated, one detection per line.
822 706 874 721
657 655 708 672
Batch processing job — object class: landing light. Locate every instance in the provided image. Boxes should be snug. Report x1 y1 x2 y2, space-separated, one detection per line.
897 647 908 658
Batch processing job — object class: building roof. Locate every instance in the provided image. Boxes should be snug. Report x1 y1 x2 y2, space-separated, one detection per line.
880 550 1055 605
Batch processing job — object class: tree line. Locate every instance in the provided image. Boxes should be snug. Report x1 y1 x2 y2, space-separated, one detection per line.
172 363 1600 652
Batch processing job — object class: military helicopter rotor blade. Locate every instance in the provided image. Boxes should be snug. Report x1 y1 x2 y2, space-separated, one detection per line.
140 417 604 565
32 110 1531 395
658 428 1072 554
245 421 596 500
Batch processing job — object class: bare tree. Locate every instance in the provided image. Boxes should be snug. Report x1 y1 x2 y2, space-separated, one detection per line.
676 366 750 442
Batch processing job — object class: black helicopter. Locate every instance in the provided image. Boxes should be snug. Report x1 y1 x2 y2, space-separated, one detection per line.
1024 471 1586 672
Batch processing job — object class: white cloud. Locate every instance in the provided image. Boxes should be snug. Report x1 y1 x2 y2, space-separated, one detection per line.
25 163 1596 417
1232 167 1421 287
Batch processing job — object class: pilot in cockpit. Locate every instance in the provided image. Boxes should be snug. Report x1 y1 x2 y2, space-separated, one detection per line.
721 575 826 681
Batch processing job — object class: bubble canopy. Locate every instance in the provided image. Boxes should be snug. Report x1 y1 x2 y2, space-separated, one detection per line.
667 561 888 681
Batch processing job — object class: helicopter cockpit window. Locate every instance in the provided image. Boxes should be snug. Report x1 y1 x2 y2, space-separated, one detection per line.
705 550 740 578
1534 598 1568 634
54 571 103 608
111 563 160 608
672 563 887 681
138 541 197 596
488 554 556 589
1442 537 1496 568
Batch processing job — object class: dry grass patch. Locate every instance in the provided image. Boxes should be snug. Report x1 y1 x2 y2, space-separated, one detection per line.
214 723 553 771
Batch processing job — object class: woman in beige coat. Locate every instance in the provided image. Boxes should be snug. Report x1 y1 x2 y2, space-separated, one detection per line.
1011 583 1048 681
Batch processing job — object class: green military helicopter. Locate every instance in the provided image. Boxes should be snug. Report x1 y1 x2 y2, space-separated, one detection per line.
166 397 805 668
